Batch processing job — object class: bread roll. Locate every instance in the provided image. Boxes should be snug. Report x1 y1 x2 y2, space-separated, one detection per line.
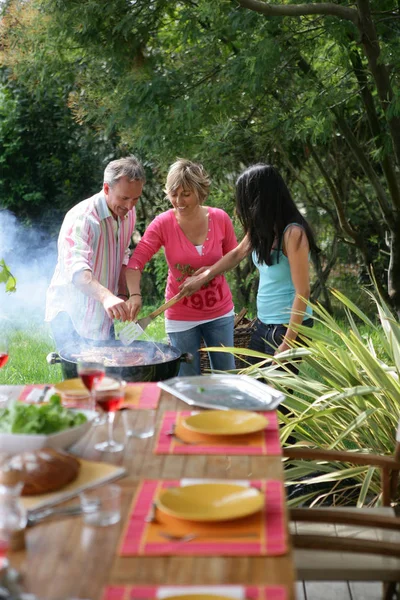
0 448 80 496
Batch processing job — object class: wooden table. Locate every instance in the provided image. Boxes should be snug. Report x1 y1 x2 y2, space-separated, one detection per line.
1 385 297 600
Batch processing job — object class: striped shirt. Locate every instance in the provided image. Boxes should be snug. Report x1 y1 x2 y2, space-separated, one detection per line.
45 191 135 339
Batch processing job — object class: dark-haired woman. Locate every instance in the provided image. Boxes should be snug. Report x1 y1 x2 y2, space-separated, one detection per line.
180 164 318 365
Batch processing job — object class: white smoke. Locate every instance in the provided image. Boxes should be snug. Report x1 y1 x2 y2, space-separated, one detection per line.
0 210 58 327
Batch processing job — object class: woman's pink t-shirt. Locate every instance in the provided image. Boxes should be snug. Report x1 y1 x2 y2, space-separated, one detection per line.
128 207 237 321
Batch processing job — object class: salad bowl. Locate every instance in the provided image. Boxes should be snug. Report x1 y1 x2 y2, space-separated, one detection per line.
0 399 96 453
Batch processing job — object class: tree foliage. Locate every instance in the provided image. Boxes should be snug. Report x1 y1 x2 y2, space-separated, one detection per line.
0 71 122 223
1 0 400 313
0 259 16 293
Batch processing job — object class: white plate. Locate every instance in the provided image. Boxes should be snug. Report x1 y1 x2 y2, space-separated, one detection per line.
0 409 96 453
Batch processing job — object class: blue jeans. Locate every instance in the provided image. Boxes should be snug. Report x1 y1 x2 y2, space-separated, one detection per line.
168 315 235 376
248 318 313 374
249 318 313 443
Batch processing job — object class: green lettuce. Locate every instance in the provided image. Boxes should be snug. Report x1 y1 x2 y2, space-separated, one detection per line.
0 395 87 434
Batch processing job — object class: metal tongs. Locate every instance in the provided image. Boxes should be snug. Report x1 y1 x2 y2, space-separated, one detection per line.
119 292 185 346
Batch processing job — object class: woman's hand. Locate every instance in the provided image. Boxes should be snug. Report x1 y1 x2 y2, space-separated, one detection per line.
193 266 209 276
274 341 291 356
179 269 211 296
127 294 142 321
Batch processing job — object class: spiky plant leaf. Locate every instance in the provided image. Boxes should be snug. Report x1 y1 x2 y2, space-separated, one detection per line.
237 286 400 506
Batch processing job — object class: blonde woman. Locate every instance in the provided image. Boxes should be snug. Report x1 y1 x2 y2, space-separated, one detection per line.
126 159 237 376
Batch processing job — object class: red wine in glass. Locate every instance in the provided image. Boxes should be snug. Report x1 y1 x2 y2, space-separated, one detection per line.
77 360 105 415
0 334 9 370
94 379 125 453
95 393 123 413
0 538 8 555
0 353 9 369
0 335 10 405
0 535 9 570
80 369 104 391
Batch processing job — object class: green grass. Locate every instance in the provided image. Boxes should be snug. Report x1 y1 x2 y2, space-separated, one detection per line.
0 323 62 385
1 309 388 387
0 309 168 385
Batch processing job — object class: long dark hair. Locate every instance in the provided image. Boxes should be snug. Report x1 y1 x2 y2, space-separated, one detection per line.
235 164 318 265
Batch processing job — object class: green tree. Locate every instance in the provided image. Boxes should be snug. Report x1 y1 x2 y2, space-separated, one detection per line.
0 69 121 224
2 0 400 315
234 0 400 313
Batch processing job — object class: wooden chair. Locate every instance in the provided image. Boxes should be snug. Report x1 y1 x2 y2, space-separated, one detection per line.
283 425 400 599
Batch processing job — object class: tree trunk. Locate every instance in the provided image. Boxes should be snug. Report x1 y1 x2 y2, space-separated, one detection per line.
387 222 400 319
311 238 337 313
349 46 400 213
356 0 400 175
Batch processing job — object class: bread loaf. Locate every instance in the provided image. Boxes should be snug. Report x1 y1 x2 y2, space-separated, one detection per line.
1 448 80 495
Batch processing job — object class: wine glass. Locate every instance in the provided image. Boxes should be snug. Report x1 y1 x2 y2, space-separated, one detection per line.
77 360 105 414
0 337 8 370
93 378 125 452
0 336 9 406
0 528 10 573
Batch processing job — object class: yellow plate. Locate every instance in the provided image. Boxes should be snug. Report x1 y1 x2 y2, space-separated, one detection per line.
53 378 88 397
182 410 268 436
54 377 121 399
156 483 264 521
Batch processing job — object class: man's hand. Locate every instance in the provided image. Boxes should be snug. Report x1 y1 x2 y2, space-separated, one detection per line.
103 295 136 322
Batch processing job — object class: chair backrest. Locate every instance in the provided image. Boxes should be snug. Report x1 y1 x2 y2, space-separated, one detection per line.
395 418 400 462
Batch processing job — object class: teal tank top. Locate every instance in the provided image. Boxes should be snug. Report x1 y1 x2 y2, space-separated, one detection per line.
252 224 312 325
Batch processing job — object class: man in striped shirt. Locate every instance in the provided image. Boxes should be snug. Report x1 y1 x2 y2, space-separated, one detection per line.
45 156 145 348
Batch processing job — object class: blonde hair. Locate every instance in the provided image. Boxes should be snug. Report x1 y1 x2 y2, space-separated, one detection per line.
165 158 210 204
